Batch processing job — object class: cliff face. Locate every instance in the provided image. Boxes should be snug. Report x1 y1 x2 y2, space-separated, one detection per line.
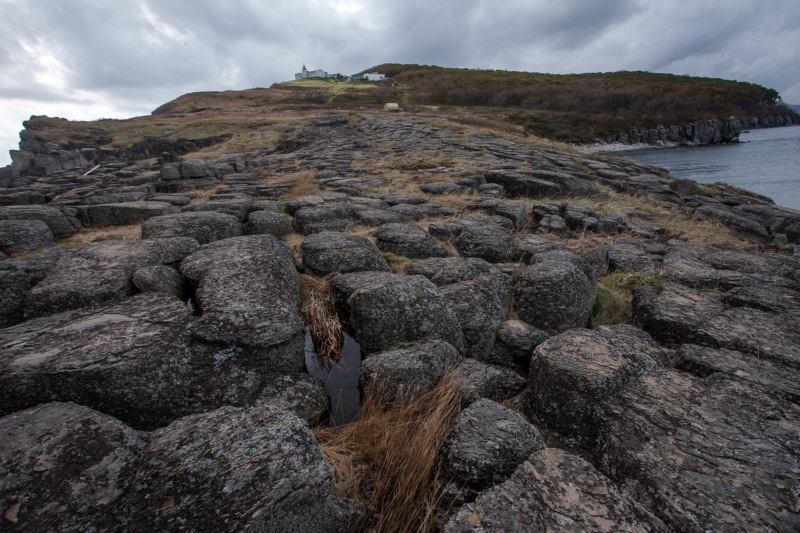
614 113 799 146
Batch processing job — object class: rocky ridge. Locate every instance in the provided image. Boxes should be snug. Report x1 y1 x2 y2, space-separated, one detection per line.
1 111 799 531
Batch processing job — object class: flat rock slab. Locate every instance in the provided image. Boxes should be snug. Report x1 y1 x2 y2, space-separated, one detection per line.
25 237 199 318
344 274 464 354
514 259 596 334
180 235 305 371
78 201 179 226
141 211 242 244
0 205 82 239
454 225 516 263
121 405 351 532
373 223 449 259
406 257 500 286
599 369 800 531
526 325 667 440
0 270 29 328
301 231 390 275
243 209 292 237
440 398 544 492
0 219 53 254
445 448 666 532
360 339 462 401
0 402 145 532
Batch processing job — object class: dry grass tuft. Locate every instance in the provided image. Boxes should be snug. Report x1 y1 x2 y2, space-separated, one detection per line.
277 170 320 199
300 274 344 361
381 251 414 274
590 269 667 327
187 184 223 205
58 223 143 245
314 371 465 532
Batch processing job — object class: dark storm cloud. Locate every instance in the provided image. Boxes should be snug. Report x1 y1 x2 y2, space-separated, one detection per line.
1 0 799 165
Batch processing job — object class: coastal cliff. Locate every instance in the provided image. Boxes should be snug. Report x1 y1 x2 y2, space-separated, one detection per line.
1 88 799 531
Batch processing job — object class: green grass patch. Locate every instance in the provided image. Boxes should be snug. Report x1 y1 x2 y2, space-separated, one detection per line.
381 251 414 273
590 269 666 327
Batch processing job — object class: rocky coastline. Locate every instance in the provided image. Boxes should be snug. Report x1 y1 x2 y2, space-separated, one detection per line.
1 111 799 531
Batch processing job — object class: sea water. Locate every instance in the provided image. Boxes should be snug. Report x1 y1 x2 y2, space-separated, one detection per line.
615 125 800 211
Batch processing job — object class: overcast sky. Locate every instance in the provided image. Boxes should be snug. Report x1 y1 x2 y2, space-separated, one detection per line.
2 0 799 165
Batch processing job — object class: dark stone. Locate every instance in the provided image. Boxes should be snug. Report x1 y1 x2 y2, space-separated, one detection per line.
0 402 145 532
301 231 390 275
293 203 354 234
141 211 242 244
121 405 352 532
180 158 213 178
0 270 29 328
243 210 292 237
78 201 179 226
487 319 545 374
406 257 500 286
455 358 527 406
0 205 82 239
132 265 186 297
254 373 329 425
388 202 455 220
182 199 253 221
420 181 464 195
372 223 449 259
0 219 53 254
453 225 516 263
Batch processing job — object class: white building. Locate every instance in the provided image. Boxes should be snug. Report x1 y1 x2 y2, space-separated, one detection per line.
363 72 385 81
294 65 330 80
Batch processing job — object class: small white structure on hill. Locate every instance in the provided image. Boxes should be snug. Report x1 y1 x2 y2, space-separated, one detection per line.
384 103 400 112
295 65 330 80
364 72 385 81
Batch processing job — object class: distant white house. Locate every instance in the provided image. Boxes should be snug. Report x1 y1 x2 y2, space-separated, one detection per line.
295 65 330 80
363 72 385 81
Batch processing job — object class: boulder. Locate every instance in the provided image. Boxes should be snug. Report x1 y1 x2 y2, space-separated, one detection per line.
471 198 528 230
455 358 527 406
445 449 666 532
182 199 253 221
440 398 544 493
0 270 29 328
359 340 462 401
344 275 464 354
78 201 179 227
243 210 293 237
525 325 667 441
372 223 449 259
301 231 390 275
405 257 499 286
0 402 145 532
292 203 354 235
514 259 596 334
0 219 53 254
389 202 455 220
180 235 305 371
599 369 800 532
330 270 396 313
180 158 213 178
141 211 242 244
254 373 329 425
132 265 186 298
121 405 352 531
420 181 464 195
453 225 516 263
0 205 82 239
487 319 545 374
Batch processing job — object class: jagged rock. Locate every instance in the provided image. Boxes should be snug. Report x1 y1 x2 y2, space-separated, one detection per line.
0 402 145 532
453 225 516 263
141 211 242 244
0 205 82 239
25 237 198 318
372 223 449 259
120 405 352 531
132 264 186 297
534 214 568 235
344 275 464 354
486 319 545 374
301 231 390 275
405 257 500 286
445 448 666 532
675 344 800 402
78 201 179 226
0 270 29 328
441 272 512 360
599 369 800 532
514 259 596 334
525 325 667 441
0 219 53 254
180 235 305 372
360 339 462 401
455 358 527 406
254 373 329 425
243 209 292 237
440 399 544 494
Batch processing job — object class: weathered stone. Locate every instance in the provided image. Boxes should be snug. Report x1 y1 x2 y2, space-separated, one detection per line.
180 235 305 371
0 270 29 328
293 203 354 234
253 373 329 425
454 225 516 263
180 158 213 178
344 275 464 354
514 259 596 334
471 198 528 230
0 219 53 254
599 369 800 532
607 242 657 272
78 201 179 226
132 264 186 297
373 223 449 259
456 358 527 406
0 205 82 239
351 206 406 227
141 211 242 244
525 325 667 441
243 209 292 237
440 399 544 493
25 237 199 318
182 198 253 221
389 202 455 220
0 402 145 532
301 231 390 275
446 448 666 532
487 319 545 374
121 405 352 532
405 257 499 286
360 339 462 401
330 270 396 313
420 181 464 195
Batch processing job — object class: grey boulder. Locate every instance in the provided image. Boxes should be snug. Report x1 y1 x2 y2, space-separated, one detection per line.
0 219 53 255
301 231 390 275
141 211 242 244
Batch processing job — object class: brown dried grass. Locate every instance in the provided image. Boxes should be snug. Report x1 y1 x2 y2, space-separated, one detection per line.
314 371 465 532
278 170 320 199
300 274 344 361
57 223 142 245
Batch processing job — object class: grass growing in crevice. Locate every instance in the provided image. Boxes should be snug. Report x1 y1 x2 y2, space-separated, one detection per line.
590 269 667 327
300 274 344 361
314 371 465 532
381 251 414 274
